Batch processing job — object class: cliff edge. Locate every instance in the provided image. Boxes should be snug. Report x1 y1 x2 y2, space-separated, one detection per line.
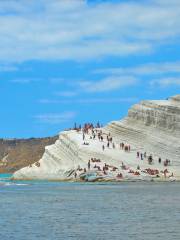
13 95 180 181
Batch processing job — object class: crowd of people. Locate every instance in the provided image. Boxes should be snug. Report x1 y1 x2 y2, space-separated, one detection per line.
67 123 174 180
136 151 171 167
78 123 173 170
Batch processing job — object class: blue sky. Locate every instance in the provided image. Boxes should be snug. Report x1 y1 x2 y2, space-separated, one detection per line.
0 0 180 138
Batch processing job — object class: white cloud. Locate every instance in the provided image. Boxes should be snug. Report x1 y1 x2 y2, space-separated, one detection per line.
150 77 180 87
0 0 179 62
34 111 76 124
78 76 138 92
54 91 78 97
39 97 138 104
0 64 18 72
10 78 41 84
49 78 64 84
95 61 180 76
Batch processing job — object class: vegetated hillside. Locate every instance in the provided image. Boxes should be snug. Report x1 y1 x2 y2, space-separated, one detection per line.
0 136 58 173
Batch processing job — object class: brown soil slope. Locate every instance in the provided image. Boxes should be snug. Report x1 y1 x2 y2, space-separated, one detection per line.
0 136 58 173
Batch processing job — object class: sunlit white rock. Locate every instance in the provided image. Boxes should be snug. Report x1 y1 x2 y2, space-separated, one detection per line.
13 95 180 181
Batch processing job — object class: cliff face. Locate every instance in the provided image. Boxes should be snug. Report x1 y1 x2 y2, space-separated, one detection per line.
13 95 180 180
127 96 180 134
106 95 180 163
0 136 58 173
13 131 117 179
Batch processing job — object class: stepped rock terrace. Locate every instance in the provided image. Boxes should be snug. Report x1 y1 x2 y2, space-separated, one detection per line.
13 95 180 182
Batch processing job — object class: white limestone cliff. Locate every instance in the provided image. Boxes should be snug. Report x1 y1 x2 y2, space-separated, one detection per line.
13 95 180 181
106 95 180 163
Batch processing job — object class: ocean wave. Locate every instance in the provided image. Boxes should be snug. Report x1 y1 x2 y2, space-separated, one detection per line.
0 181 29 186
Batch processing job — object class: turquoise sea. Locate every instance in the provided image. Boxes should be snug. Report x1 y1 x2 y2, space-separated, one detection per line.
0 173 180 240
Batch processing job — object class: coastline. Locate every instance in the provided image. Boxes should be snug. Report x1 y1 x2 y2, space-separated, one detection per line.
11 175 178 183
12 95 180 182
0 172 178 183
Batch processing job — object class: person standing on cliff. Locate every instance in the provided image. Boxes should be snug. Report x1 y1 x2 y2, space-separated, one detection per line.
122 143 124 149
83 133 85 141
128 145 131 152
88 160 91 170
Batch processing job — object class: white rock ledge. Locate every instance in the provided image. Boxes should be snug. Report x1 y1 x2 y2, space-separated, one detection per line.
13 95 180 182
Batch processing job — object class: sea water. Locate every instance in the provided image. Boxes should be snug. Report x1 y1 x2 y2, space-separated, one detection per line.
0 174 180 240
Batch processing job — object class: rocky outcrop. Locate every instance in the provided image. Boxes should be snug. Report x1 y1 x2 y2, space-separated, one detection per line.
13 95 180 180
13 131 118 180
106 95 180 163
